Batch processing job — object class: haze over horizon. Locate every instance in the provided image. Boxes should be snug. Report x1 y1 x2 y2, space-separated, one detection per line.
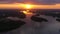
0 0 60 9
0 3 60 9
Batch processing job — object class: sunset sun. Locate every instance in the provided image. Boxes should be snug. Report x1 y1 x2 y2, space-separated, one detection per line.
24 4 32 9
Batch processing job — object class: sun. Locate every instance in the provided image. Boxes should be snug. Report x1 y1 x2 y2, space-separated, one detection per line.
20 4 33 9
25 4 31 9
24 4 32 9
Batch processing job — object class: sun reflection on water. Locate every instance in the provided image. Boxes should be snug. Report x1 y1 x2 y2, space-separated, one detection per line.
22 10 33 15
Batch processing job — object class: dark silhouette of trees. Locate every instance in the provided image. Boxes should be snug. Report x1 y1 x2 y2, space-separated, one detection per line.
31 16 48 22
0 18 25 32
0 9 26 19
0 9 26 32
56 19 60 22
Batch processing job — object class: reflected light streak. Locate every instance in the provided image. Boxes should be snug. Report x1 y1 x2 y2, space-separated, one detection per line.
22 10 33 14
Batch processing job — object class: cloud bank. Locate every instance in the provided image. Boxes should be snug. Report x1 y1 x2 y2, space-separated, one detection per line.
0 0 60 4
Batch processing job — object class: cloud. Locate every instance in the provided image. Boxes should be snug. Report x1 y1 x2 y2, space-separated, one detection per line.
20 0 56 5
0 0 60 4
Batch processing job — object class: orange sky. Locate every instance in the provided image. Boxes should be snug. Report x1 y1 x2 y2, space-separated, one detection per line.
0 3 60 9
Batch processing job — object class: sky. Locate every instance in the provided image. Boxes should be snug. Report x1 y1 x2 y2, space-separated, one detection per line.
0 0 60 4
0 0 60 9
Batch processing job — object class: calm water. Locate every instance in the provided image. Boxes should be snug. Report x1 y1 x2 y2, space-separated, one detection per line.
0 9 60 34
